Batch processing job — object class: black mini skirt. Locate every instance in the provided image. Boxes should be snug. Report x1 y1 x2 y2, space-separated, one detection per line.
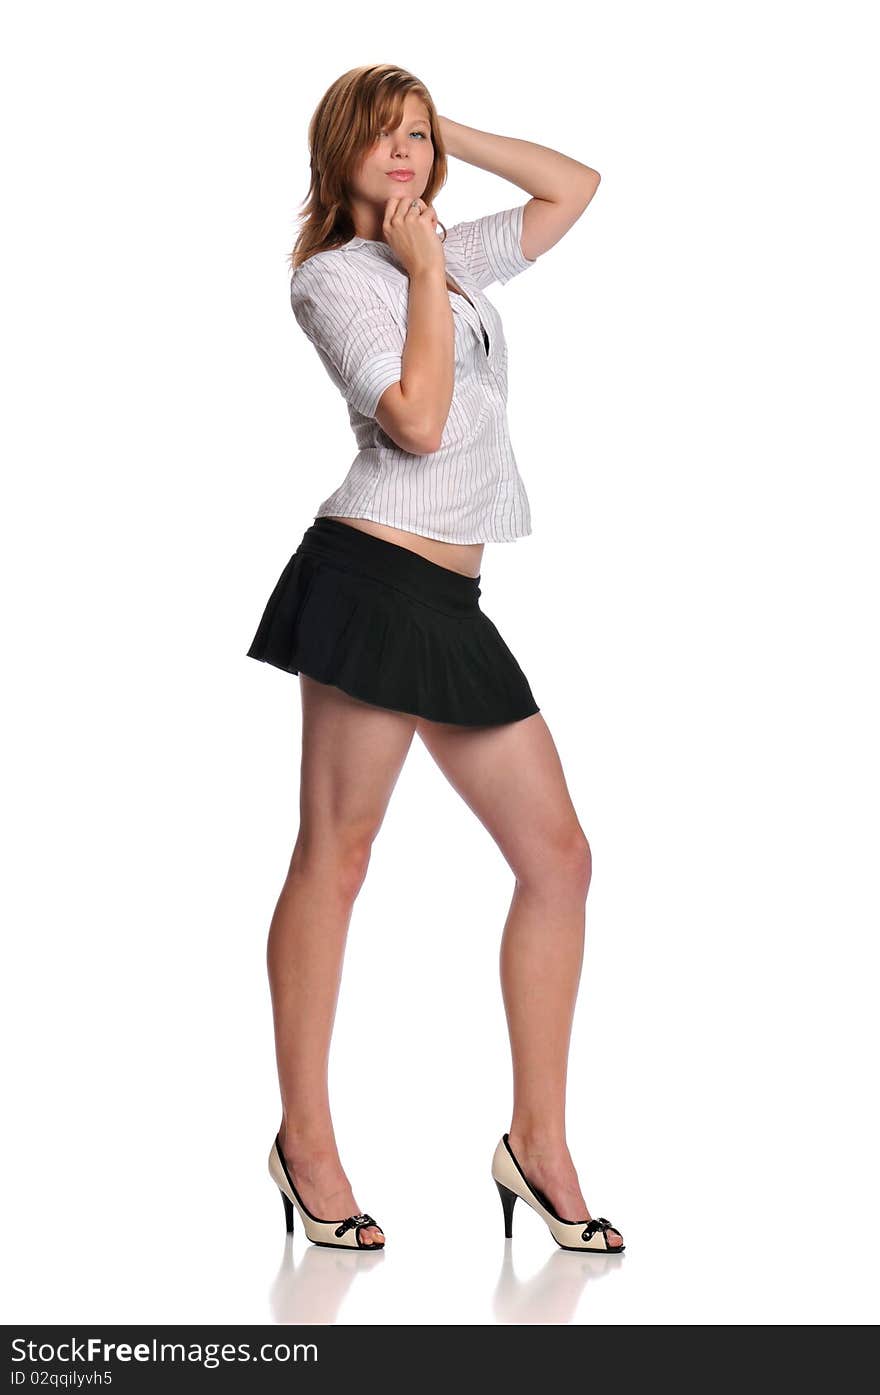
246 517 540 726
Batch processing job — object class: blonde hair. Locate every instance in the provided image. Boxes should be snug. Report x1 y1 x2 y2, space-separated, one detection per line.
289 64 448 272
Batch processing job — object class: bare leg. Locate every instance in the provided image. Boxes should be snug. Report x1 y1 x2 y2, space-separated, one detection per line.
415 710 623 1247
267 675 417 1246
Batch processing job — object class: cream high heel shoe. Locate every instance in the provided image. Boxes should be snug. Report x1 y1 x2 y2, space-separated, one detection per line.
491 1133 625 1253
269 1134 385 1250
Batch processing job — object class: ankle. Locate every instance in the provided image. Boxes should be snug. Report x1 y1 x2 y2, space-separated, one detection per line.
278 1124 339 1165
508 1126 569 1157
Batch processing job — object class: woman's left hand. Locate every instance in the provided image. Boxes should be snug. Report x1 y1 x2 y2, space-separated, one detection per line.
436 115 457 157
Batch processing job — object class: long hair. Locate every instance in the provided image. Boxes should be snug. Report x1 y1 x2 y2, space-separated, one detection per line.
289 65 448 272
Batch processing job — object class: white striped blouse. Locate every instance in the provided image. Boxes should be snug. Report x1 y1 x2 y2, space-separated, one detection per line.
289 202 537 544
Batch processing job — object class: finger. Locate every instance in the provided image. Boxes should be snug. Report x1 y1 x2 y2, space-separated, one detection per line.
384 196 411 225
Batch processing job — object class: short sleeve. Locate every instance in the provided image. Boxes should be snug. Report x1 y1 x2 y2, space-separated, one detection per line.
290 256 405 419
442 203 537 290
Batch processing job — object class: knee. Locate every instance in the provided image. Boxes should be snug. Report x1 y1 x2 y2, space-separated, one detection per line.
519 827 592 897
289 820 379 902
559 828 592 895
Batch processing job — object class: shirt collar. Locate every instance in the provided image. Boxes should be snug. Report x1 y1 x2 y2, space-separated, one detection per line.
342 236 391 253
340 237 406 275
341 234 455 278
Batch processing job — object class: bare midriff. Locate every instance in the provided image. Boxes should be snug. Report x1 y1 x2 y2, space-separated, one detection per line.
326 279 484 579
324 517 483 578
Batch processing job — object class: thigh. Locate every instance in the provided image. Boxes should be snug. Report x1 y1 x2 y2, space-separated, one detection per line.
298 675 418 844
415 712 588 878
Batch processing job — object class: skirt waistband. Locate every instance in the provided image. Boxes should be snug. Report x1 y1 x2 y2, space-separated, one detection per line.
296 517 482 615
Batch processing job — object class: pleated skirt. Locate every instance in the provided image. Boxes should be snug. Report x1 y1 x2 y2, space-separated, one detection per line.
245 517 540 726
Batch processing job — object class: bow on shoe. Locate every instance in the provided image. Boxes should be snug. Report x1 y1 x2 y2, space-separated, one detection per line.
581 1216 616 1242
334 1212 377 1239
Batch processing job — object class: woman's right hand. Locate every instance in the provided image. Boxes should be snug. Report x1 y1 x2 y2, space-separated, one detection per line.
383 197 445 278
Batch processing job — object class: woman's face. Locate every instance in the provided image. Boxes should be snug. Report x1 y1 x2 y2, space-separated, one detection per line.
349 96 435 222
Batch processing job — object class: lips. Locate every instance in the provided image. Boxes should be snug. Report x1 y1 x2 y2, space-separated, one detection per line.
386 170 414 181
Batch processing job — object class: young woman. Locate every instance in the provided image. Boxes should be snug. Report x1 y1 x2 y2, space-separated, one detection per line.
247 64 624 1254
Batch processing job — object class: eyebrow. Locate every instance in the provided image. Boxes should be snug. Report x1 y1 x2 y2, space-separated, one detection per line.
381 117 431 132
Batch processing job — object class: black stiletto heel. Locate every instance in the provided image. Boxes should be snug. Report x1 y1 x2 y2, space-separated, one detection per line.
280 1188 295 1233
495 1177 518 1238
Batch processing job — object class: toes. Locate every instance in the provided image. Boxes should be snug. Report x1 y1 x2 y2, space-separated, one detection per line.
607 1229 623 1248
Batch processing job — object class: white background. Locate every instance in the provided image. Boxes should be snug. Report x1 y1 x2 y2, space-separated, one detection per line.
2 0 878 1326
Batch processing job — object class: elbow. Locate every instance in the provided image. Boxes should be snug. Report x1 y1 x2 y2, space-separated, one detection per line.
375 389 445 455
572 168 601 205
380 417 442 455
406 425 444 455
